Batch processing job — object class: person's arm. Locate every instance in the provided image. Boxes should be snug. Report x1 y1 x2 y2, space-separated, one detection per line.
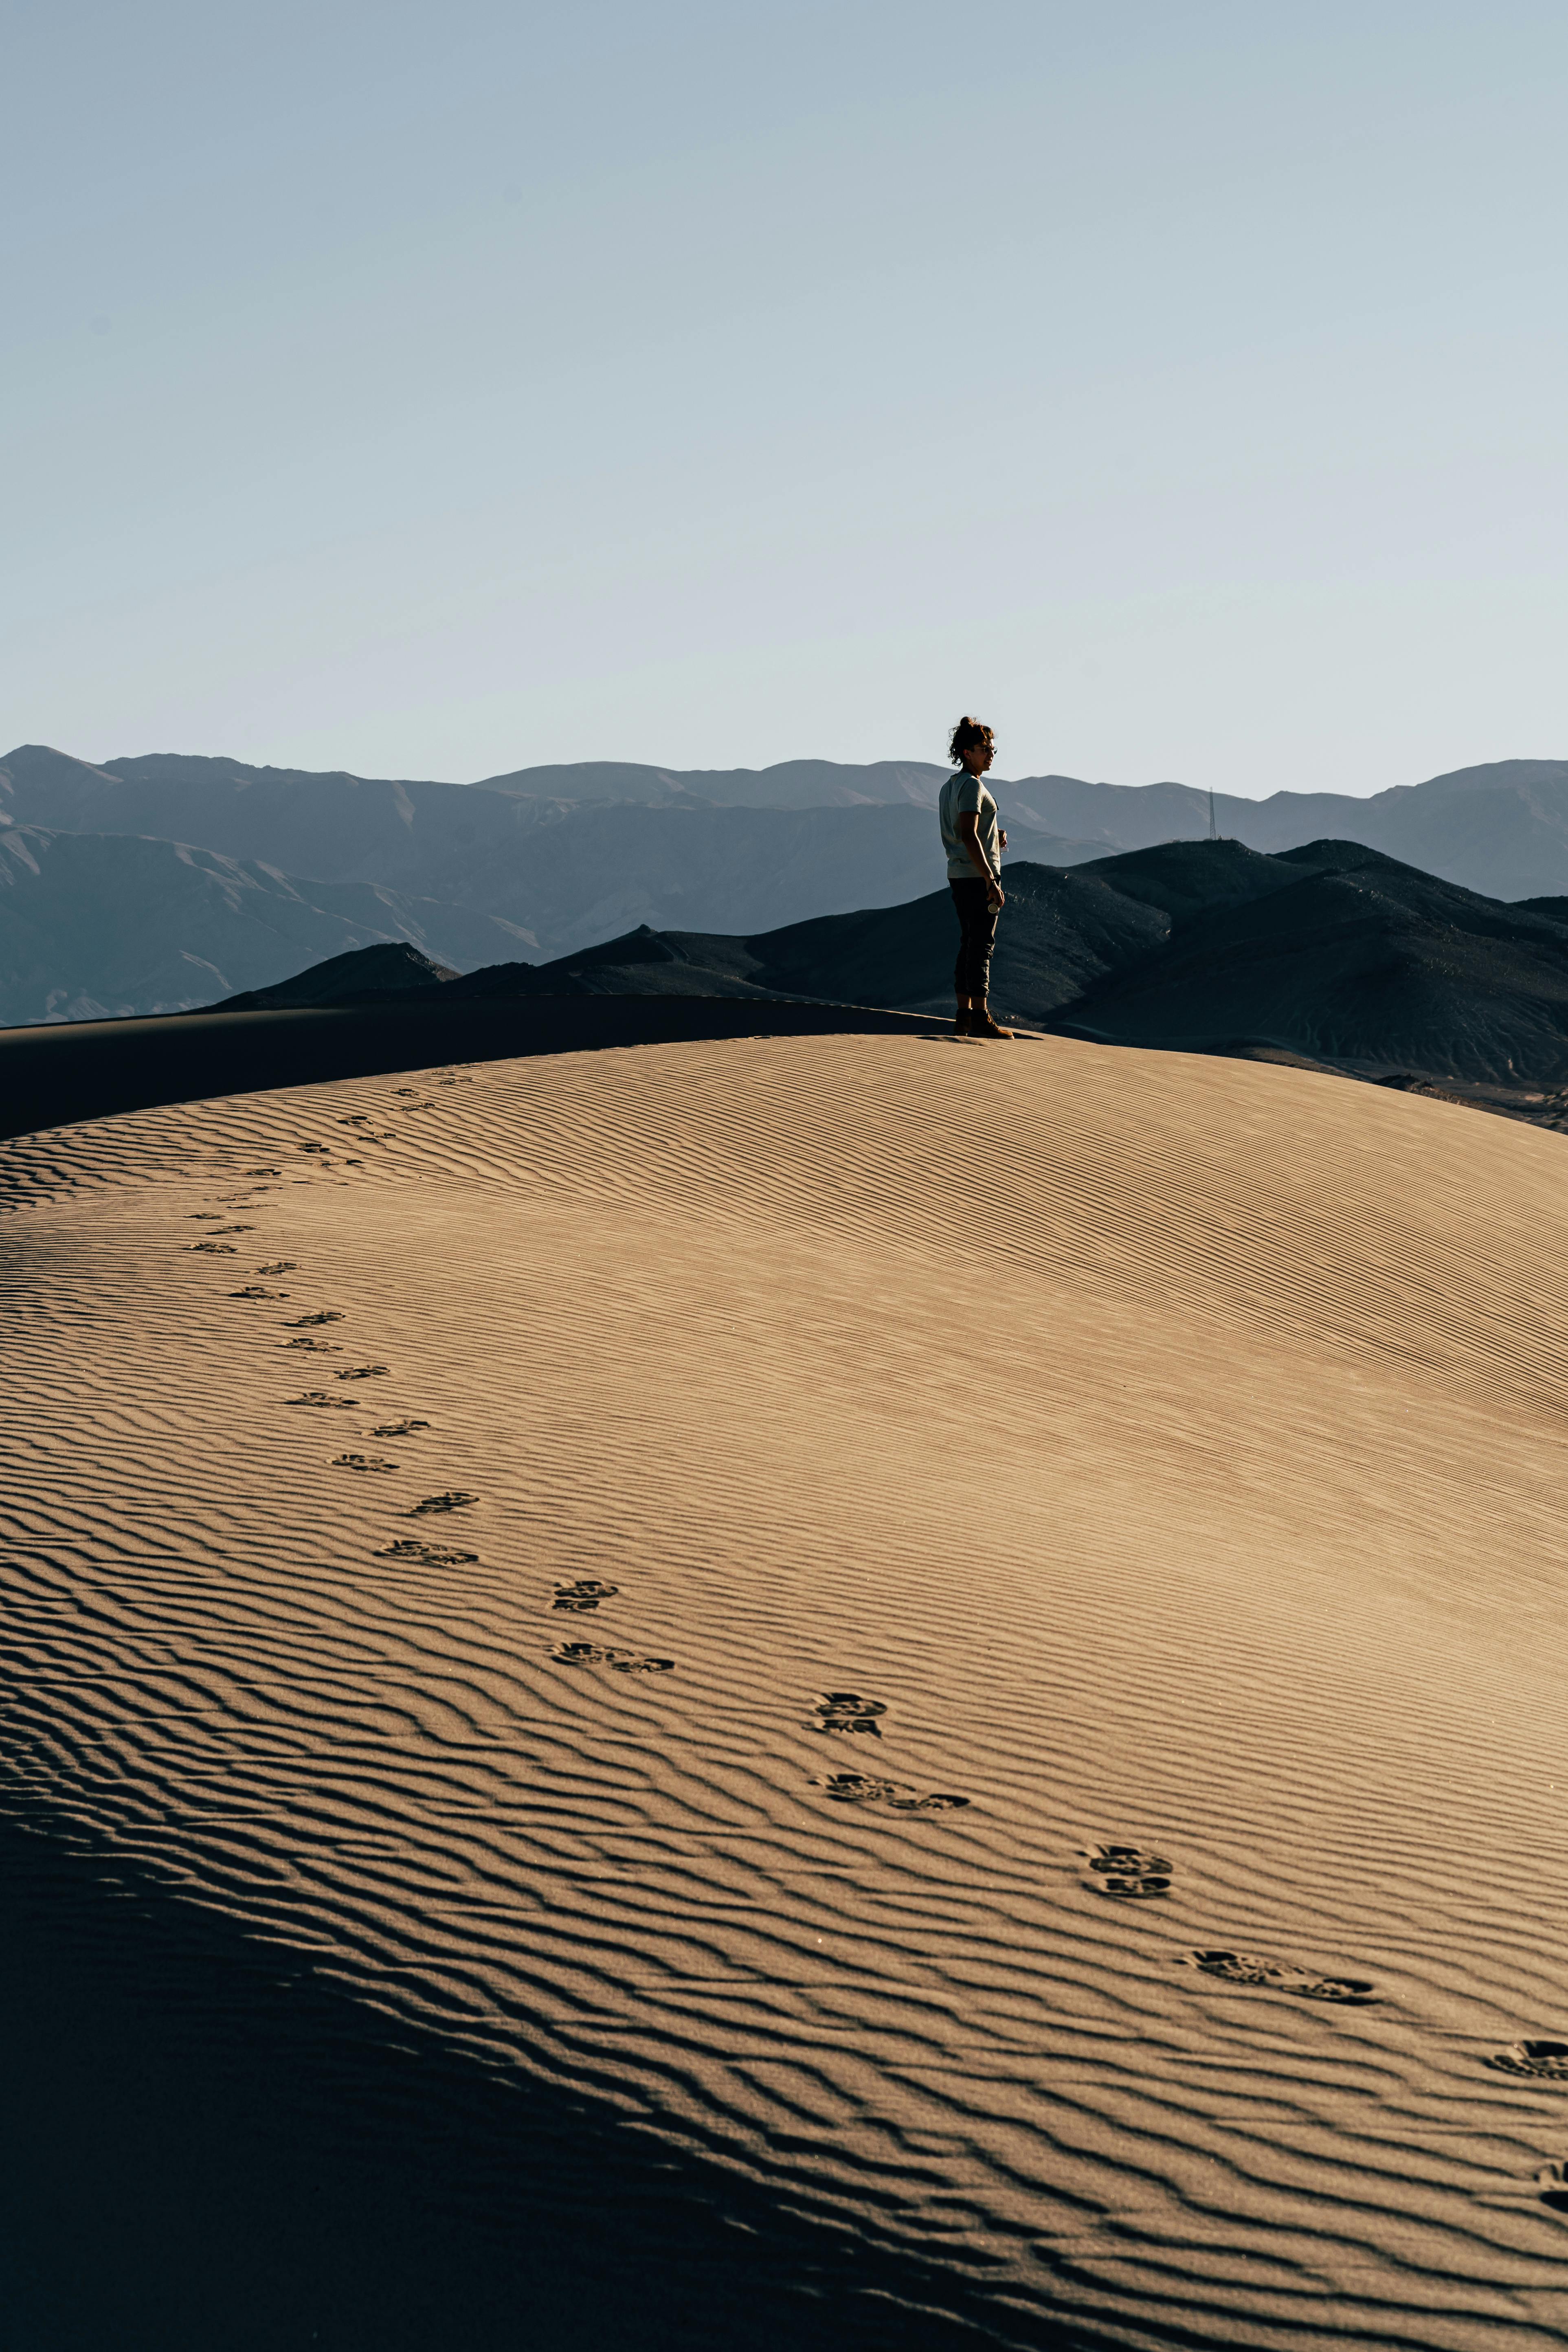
958 810 1005 905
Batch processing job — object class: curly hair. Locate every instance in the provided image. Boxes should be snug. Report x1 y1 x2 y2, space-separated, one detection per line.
947 715 995 766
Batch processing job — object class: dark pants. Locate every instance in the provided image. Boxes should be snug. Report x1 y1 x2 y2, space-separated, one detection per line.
950 877 1000 1001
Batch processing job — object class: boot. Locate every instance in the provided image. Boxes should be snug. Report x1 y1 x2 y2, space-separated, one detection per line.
969 1008 1014 1039
952 1005 973 1037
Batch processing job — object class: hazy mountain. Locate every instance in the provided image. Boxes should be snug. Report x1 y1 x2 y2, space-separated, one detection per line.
475 758 951 808
6 745 1568 908
0 827 535 1025
0 746 1096 981
0 746 983 871
229 837 1568 1104
0 745 576 889
979 761 1568 901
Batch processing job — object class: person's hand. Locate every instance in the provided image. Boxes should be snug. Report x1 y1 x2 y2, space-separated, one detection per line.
998 828 1008 850
988 882 1005 909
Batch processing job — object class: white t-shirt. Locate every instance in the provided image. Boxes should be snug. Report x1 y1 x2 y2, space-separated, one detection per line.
939 770 1001 883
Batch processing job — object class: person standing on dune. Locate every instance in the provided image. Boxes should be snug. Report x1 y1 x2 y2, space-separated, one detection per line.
940 716 1013 1039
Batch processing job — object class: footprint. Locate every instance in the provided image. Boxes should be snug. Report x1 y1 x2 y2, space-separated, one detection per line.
370 1419 431 1437
332 1453 398 1472
184 1241 239 1254
283 1311 345 1328
376 1537 478 1566
1182 1950 1377 2004
1085 1843 1173 1899
406 1491 477 1515
300 1143 329 1155
393 1087 418 1097
210 1224 255 1235
284 1335 340 1352
1536 2160 1568 2210
335 1365 391 1380
258 1261 297 1275
284 1392 358 1410
810 1691 887 1737
551 1578 619 1614
810 1771 897 1804
244 1168 281 1178
229 1285 289 1300
1488 2040 1568 2081
338 1115 373 1127
187 1212 223 1221
810 1772 969 1812
549 1642 673 1674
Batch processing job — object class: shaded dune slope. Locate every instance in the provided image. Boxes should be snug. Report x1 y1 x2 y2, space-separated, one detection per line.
5 1037 1568 2348
0 995 948 1147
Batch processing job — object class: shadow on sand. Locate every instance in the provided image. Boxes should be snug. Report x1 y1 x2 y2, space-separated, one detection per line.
0 1819 1094 2352
0 998 951 1146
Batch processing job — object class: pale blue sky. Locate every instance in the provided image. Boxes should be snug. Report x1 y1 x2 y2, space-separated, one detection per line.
5 1 1565 793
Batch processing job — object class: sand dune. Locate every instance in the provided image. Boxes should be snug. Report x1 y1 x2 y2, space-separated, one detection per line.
5 1032 1568 2348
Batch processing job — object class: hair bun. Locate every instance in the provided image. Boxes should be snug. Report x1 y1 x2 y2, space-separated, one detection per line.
947 714 995 764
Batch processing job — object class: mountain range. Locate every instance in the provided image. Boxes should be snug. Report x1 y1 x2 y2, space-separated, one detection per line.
2 741 1566 1027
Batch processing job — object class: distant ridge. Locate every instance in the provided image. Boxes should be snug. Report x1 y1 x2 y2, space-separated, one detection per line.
0 823 532 1026
7 742 1568 896
473 757 951 810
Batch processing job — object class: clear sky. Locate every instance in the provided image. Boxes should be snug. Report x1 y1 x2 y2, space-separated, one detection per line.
5 1 1565 794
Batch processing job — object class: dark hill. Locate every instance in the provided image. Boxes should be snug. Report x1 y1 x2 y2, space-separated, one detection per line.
443 930 793 1005
436 843 1296 1017
215 942 458 1012
659 848 1271 1012
1064 841 1568 1088
215 837 1568 1129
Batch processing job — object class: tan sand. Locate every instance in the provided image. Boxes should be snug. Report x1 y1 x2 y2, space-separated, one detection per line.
4 1031 1568 2348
